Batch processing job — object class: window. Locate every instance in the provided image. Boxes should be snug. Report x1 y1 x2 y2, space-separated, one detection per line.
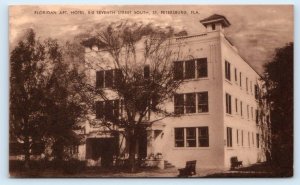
144 65 150 78
212 24 216 30
185 60 195 79
175 59 208 80
70 145 79 155
236 129 239 145
174 61 184 80
174 92 209 114
185 93 196 113
256 109 259 124
198 92 208 113
235 98 238 113
227 127 232 147
250 81 253 93
234 68 237 82
96 101 104 119
255 84 259 99
97 69 123 88
96 100 119 120
198 127 209 147
175 128 184 147
96 71 104 88
251 107 253 120
225 61 231 81
175 127 209 147
174 94 184 114
247 105 249 119
248 132 250 146
239 72 242 87
241 130 244 146
267 115 270 125
252 132 254 145
240 101 243 117
256 134 260 148
197 58 208 78
186 128 196 147
225 93 232 114
246 77 248 92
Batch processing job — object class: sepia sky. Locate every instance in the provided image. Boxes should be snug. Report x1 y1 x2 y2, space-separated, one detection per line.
9 5 293 74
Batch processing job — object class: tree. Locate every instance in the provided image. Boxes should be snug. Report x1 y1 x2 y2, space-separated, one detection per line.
81 21 185 172
256 81 271 163
10 29 87 165
10 29 47 165
263 42 293 175
41 39 87 160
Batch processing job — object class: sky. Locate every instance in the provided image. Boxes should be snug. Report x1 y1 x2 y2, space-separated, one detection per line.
9 5 294 74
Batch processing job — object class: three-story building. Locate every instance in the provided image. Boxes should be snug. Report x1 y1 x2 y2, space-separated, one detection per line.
76 14 269 169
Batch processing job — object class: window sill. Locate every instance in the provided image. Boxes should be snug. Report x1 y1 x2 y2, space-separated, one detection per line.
176 112 210 116
225 79 232 85
97 87 117 91
182 77 209 82
173 147 210 150
225 113 233 117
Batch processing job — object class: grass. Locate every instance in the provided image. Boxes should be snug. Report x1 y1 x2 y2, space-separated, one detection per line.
204 162 293 178
9 160 293 178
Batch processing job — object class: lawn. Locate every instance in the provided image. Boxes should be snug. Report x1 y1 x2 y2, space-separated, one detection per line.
9 161 292 178
203 162 293 178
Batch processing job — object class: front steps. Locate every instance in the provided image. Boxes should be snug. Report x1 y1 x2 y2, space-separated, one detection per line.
164 160 175 169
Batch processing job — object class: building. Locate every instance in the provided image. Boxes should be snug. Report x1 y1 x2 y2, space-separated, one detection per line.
75 14 269 169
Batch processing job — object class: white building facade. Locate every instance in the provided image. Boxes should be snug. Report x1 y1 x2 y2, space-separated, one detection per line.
76 14 268 169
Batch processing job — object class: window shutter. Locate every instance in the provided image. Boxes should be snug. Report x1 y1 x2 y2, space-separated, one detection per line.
144 65 150 79
114 69 123 88
96 101 104 119
113 100 119 118
96 71 104 88
105 100 114 120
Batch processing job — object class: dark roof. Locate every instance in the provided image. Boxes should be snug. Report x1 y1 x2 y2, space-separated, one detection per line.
200 14 231 27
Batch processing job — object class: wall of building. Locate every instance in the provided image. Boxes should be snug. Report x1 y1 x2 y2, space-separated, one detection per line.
220 33 265 168
150 31 226 168
79 25 267 169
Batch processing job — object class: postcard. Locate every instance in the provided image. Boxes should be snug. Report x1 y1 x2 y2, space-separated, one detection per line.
9 5 293 178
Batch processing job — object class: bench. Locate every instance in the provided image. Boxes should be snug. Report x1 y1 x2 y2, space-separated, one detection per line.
178 160 196 177
230 156 242 169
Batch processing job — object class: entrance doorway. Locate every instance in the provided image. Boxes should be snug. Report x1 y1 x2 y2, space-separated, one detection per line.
138 129 147 160
86 137 118 167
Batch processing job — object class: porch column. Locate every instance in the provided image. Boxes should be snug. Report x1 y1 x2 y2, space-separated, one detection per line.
146 129 154 157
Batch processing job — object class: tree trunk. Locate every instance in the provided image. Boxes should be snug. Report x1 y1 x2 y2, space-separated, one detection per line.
23 117 30 169
128 128 137 173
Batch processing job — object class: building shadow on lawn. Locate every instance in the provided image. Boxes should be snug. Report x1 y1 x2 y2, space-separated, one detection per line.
203 162 293 178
